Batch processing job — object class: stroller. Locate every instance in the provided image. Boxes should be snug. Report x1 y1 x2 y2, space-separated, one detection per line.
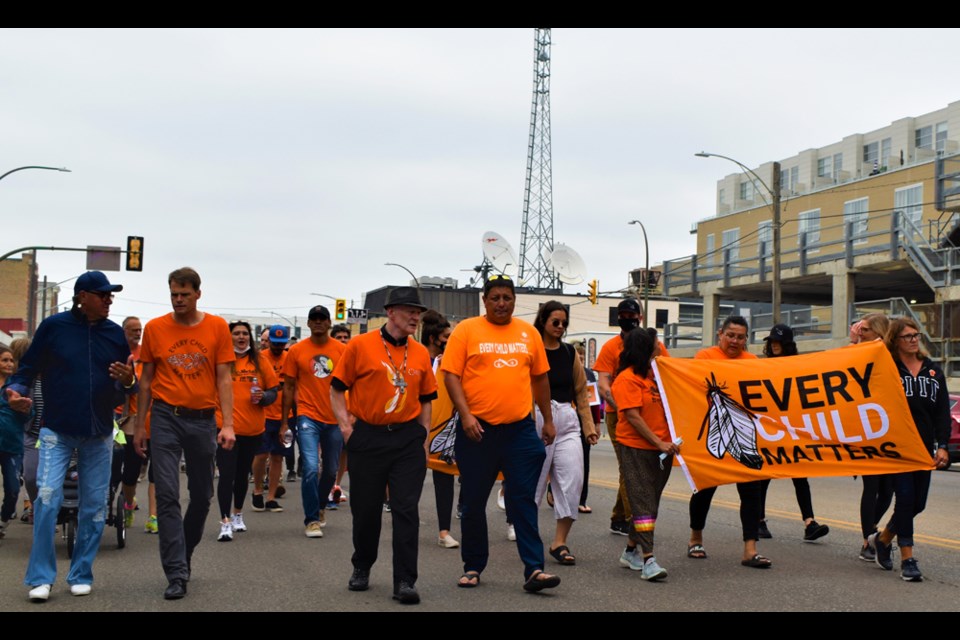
57 447 126 559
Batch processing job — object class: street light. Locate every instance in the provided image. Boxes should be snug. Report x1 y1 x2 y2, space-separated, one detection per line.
696 151 782 323
0 166 71 183
310 293 337 301
384 262 420 289
261 310 299 337
627 220 650 328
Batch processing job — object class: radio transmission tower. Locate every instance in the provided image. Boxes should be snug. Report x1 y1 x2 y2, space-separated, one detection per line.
518 28 557 290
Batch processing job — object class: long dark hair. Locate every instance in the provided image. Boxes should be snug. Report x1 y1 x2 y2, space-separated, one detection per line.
533 300 567 336
228 320 262 377
420 309 450 347
615 328 654 379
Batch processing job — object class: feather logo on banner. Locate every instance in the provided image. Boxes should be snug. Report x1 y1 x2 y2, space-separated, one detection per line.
697 373 764 470
429 413 458 465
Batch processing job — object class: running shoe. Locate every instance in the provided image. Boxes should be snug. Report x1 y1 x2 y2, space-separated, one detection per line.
144 515 158 534
900 557 923 582
124 499 137 528
641 556 668 581
251 494 265 512
619 547 644 571
870 532 893 570
803 520 829 542
231 513 247 532
305 521 323 538
265 500 283 512
218 521 233 542
507 524 516 541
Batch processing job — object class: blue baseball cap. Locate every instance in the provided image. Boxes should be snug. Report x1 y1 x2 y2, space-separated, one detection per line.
268 324 290 343
74 271 123 295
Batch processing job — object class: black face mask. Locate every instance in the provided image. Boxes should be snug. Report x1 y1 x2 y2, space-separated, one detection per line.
618 317 640 333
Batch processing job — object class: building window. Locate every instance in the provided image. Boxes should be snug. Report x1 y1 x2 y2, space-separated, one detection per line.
817 156 832 178
758 220 772 258
864 141 879 165
718 188 726 206
780 167 799 192
721 228 740 263
798 209 820 247
739 181 754 201
833 153 843 178
881 137 892 165
655 309 668 329
916 125 933 150
936 121 948 152
705 234 715 267
894 184 923 228
843 197 869 242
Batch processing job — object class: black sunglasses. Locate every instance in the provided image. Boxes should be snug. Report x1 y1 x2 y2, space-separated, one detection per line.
550 318 569 329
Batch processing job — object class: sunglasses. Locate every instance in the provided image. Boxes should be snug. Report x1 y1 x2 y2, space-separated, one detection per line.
550 319 569 328
488 274 512 282
86 291 114 302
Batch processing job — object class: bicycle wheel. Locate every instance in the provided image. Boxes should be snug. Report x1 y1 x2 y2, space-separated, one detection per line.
66 518 77 559
115 491 126 549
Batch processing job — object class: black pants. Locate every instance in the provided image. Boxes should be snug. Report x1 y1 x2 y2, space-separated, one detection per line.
347 420 426 588
216 435 260 519
860 474 894 538
579 432 591 507
689 481 762 542
433 469 456 533
759 477 814 521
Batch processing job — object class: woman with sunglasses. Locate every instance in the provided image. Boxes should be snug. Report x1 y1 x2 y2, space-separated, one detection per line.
215 321 279 541
869 317 950 581
532 301 598 565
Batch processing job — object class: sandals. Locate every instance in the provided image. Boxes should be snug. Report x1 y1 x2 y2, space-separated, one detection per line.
578 505 592 514
549 545 576 565
741 554 772 569
523 569 561 592
687 544 707 559
457 571 480 588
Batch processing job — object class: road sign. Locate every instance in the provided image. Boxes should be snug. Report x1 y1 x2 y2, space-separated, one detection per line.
347 308 368 322
86 246 121 271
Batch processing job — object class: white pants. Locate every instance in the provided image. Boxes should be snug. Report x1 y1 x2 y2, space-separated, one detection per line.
534 401 584 521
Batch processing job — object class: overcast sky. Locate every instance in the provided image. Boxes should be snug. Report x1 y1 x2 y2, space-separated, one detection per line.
3 28 957 326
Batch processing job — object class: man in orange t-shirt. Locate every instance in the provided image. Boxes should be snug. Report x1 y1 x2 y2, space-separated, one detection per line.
441 275 559 593
331 287 437 605
282 306 345 538
686 315 770 569
134 267 235 601
251 324 295 513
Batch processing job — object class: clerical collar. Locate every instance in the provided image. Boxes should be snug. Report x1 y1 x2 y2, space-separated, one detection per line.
380 325 407 346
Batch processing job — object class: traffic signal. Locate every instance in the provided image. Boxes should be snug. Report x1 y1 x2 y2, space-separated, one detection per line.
335 299 347 321
588 279 598 305
126 236 143 271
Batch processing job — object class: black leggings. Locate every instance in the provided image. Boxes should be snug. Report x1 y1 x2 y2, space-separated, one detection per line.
689 481 762 542
759 477 814 521
860 474 894 538
433 469 458 532
579 432 591 506
216 435 261 519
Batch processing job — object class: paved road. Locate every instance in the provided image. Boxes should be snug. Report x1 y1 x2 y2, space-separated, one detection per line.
1 440 958 611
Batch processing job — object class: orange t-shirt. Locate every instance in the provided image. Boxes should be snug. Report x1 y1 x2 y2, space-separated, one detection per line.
261 348 293 422
594 334 671 374
332 329 436 425
440 316 549 424
140 313 235 409
612 368 671 450
215 352 279 436
282 337 345 424
695 345 757 360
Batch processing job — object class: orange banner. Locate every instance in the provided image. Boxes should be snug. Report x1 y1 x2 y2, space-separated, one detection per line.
653 341 935 492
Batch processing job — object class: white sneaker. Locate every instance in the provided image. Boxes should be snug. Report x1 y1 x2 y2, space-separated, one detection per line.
28 584 51 602
305 521 324 538
507 524 516 541
218 521 234 542
438 533 460 548
231 513 247 532
70 584 92 596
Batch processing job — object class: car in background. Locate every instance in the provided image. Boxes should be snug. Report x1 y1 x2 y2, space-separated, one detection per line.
948 393 960 463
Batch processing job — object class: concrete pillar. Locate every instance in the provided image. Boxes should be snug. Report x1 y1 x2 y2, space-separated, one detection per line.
832 270 855 339
702 288 721 346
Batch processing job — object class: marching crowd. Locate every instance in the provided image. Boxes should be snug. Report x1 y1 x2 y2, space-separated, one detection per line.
0 268 949 606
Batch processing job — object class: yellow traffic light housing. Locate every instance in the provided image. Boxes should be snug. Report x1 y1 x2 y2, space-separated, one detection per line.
126 236 143 272
588 279 598 305
335 299 347 321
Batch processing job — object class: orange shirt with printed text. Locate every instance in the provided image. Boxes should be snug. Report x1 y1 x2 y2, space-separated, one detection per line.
282 338 345 424
215 353 279 436
333 329 436 425
440 316 549 425
140 313 235 409
612 368 671 451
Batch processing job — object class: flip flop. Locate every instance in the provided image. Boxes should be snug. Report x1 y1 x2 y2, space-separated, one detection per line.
687 544 707 559
457 571 480 588
578 505 593 514
523 570 561 592
549 545 576 565
741 554 772 568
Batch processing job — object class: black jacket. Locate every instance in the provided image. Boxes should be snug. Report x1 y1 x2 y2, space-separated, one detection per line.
896 357 950 457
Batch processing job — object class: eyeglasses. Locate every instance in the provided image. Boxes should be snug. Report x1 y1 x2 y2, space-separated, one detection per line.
898 333 921 342
488 274 512 282
550 319 569 328
86 291 114 302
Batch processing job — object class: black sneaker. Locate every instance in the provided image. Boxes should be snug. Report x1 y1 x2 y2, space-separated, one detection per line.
757 520 772 539
251 494 265 512
870 532 893 570
900 557 923 582
803 520 829 542
286 471 297 482
348 568 370 591
610 520 630 536
265 500 284 512
393 581 420 604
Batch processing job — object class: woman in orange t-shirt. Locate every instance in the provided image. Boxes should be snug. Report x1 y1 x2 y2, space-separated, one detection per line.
610 328 679 581
214 321 279 541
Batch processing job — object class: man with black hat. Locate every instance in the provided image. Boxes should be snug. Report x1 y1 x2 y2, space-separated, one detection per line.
8 271 136 602
280 308 345 537
331 286 437 605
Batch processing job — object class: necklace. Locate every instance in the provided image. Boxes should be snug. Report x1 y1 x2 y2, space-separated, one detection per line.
381 335 409 393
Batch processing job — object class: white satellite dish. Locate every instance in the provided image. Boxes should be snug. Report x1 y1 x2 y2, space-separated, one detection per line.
481 231 519 278
547 243 587 285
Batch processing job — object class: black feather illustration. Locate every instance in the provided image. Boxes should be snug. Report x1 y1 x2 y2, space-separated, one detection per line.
697 373 764 470
429 413 458 465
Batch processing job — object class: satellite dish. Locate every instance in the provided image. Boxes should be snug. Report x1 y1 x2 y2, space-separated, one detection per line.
481 231 519 278
547 243 587 285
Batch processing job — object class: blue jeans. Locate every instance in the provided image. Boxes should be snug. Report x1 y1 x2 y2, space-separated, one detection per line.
297 416 343 525
455 416 546 580
24 428 112 588
0 452 22 522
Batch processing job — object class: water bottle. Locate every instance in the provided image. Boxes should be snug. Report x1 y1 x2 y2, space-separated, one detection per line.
250 376 261 404
282 429 294 448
